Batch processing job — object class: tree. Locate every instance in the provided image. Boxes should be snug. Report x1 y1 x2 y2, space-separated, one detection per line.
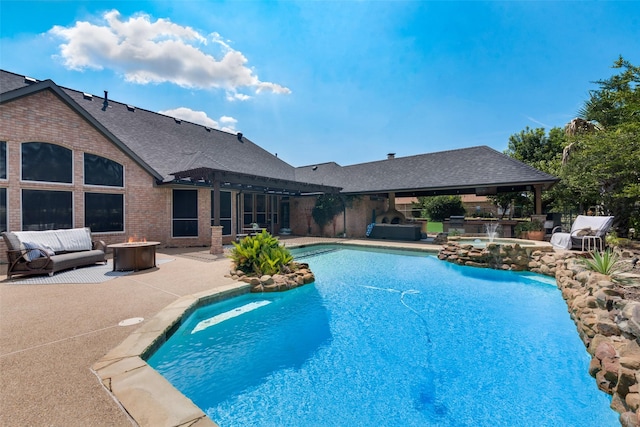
561 57 640 234
502 126 566 214
578 56 640 129
415 195 466 222
561 125 640 234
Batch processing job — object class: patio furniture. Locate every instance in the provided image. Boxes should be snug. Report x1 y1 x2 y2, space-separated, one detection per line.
2 228 107 279
367 223 422 241
108 241 160 271
550 215 614 251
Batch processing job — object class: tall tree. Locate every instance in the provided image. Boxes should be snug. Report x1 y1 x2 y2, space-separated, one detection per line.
499 126 565 214
561 57 640 234
578 56 640 129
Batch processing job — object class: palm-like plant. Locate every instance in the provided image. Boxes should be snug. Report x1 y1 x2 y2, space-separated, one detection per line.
581 249 628 277
229 230 294 276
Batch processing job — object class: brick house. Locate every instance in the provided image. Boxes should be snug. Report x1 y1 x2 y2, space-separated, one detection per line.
0 70 558 250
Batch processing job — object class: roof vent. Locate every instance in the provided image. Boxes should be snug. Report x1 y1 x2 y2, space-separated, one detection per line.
174 118 181 124
102 90 109 111
205 127 211 132
312 165 318 171
83 92 93 101
126 105 135 112
24 76 37 84
387 153 396 159
237 132 243 141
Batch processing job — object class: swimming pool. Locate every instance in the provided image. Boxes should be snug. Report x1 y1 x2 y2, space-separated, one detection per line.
147 247 618 426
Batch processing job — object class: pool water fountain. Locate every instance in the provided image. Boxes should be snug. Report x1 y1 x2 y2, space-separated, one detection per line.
484 222 500 242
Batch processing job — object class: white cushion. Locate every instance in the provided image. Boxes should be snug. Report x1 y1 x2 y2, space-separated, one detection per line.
14 228 92 252
14 230 65 252
55 227 92 251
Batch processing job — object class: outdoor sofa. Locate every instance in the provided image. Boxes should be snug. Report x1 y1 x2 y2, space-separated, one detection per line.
2 227 107 279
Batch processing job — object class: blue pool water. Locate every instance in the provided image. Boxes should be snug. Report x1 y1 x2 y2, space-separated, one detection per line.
147 247 618 426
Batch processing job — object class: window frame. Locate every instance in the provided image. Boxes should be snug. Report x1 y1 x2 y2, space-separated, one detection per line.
0 141 7 181
172 189 198 238
21 142 73 185
83 153 124 188
0 187 6 233
21 189 73 231
84 192 125 233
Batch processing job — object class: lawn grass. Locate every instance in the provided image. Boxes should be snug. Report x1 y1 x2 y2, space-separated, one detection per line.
426 221 443 233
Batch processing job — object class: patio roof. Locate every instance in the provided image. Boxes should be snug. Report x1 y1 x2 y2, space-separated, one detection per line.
170 167 341 196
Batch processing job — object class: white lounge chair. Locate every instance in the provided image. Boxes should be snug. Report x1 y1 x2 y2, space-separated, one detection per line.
550 215 614 251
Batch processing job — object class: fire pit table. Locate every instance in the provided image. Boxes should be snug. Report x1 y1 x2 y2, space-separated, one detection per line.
108 241 160 272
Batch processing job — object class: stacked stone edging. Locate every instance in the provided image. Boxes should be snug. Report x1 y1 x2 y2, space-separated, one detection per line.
227 262 315 292
439 242 640 426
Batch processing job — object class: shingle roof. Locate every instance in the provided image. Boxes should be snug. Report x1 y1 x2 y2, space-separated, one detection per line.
0 70 298 184
1 69 558 196
295 146 558 194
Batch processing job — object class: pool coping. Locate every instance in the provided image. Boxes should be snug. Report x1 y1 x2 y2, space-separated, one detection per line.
92 282 250 427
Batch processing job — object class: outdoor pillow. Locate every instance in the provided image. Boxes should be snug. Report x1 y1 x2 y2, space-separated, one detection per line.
575 228 592 237
22 241 43 262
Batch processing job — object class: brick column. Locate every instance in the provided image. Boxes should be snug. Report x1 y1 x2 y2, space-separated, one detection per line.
210 226 224 255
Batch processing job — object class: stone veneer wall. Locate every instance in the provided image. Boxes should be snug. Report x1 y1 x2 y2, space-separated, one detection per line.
439 242 640 426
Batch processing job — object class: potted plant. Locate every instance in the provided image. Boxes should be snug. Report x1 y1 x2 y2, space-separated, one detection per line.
527 220 545 241
515 221 531 239
515 220 544 240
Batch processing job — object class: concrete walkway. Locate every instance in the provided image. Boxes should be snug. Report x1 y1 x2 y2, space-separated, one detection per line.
0 237 441 426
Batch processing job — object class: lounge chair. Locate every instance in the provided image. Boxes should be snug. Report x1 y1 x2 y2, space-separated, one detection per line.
550 215 614 251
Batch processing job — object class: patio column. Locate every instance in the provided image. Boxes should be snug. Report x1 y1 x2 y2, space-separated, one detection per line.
212 177 220 226
533 184 543 215
210 226 223 254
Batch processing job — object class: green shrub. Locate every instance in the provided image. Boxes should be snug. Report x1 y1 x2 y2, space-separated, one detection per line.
417 195 466 222
229 230 294 276
581 249 627 277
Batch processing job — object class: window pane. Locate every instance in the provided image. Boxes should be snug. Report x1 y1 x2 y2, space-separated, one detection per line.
173 189 197 237
0 188 6 233
173 220 198 237
85 193 124 232
221 219 231 236
211 191 232 236
220 191 232 218
255 194 266 212
173 189 198 219
0 142 6 180
243 194 253 212
22 142 72 183
84 154 123 187
22 189 72 230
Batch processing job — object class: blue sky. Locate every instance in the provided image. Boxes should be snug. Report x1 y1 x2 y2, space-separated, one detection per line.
1 1 639 167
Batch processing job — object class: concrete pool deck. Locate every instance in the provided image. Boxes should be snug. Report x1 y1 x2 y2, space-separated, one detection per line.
0 237 449 426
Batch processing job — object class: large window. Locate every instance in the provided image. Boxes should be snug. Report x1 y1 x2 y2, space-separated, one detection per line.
84 154 123 187
255 194 266 225
211 190 232 236
243 193 253 226
0 141 6 180
173 189 198 237
22 142 72 183
22 189 72 230
85 193 124 232
0 188 6 233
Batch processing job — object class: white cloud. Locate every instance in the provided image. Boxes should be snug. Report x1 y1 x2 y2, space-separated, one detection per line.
159 107 237 133
49 10 290 98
